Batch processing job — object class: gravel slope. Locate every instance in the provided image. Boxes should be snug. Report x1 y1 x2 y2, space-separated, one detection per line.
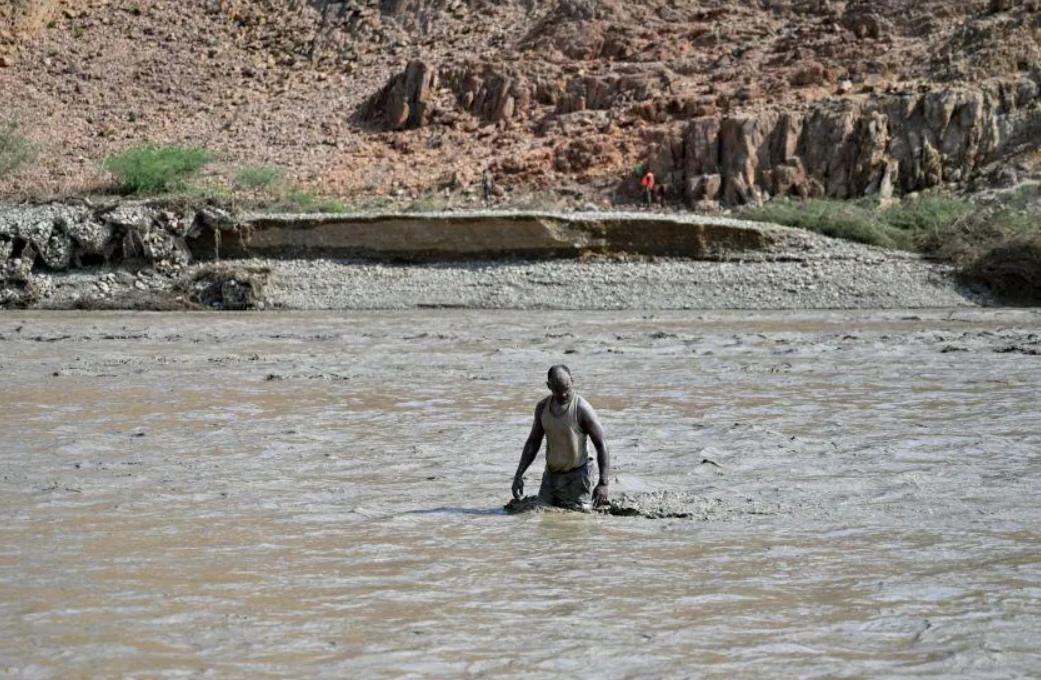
261 255 976 311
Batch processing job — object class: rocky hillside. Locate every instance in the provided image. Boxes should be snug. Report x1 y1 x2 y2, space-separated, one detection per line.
2 0 1040 207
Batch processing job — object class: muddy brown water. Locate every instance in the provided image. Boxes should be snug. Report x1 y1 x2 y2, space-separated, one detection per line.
1 309 1040 680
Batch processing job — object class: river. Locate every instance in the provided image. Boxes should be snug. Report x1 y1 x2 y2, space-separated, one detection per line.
1 309 1039 679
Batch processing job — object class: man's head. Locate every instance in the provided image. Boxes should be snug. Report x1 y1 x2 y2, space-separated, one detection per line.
546 365 573 402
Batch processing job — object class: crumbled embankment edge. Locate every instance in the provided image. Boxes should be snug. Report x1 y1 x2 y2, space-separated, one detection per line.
0 200 982 311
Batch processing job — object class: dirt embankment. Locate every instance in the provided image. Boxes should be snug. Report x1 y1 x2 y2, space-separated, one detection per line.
0 200 981 311
0 200 774 309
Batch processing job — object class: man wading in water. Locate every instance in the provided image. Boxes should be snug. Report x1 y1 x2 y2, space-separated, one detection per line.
512 365 611 510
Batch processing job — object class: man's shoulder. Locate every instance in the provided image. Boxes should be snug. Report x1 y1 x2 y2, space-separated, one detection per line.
576 395 600 420
535 396 551 411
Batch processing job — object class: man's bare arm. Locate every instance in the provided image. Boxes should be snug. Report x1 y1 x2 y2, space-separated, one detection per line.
512 401 546 499
579 399 610 505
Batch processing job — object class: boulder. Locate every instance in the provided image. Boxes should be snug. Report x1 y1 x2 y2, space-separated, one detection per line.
841 6 891 40
356 59 438 130
789 61 827 88
688 173 722 201
440 63 533 123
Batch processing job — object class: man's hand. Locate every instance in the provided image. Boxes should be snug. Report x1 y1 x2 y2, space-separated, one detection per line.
593 481 609 508
512 475 524 501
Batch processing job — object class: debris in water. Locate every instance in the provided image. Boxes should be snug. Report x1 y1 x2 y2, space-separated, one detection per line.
505 490 729 519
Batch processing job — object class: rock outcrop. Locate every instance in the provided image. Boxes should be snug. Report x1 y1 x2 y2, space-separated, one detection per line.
439 62 534 123
366 59 671 128
356 59 439 130
649 77 1041 206
0 201 237 306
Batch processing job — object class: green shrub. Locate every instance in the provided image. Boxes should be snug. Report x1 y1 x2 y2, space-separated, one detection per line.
743 192 1041 301
103 145 213 194
883 195 975 233
0 118 37 179
279 189 318 210
745 196 990 250
235 164 287 192
908 205 1040 302
315 198 350 214
742 199 911 249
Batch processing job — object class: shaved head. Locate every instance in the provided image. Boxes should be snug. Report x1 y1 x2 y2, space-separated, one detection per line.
547 365 572 391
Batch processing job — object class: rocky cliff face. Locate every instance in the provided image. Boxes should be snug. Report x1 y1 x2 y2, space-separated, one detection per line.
2 0 1041 206
351 0 1041 206
651 77 1041 206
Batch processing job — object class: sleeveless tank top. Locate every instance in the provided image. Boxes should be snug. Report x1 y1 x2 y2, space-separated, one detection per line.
541 394 588 473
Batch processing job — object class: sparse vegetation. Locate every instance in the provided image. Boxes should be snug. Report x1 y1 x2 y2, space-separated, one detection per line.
884 195 976 233
963 231 1041 302
742 195 992 250
741 198 915 249
916 206 1040 301
103 145 213 194
314 198 351 214
743 193 1041 302
271 189 350 214
0 118 37 180
235 164 287 192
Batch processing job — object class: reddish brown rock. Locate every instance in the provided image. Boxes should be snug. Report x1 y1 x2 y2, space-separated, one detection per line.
841 7 890 40
357 59 438 130
440 63 534 123
653 78 1041 206
789 61 827 88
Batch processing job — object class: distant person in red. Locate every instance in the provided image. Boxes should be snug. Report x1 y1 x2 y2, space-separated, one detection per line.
640 169 656 206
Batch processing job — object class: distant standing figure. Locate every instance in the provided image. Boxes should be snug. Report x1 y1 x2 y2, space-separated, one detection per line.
512 365 611 510
640 169 656 206
483 170 495 202
656 182 667 207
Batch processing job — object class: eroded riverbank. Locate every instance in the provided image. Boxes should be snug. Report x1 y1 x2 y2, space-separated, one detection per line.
1 203 984 310
2 308 1039 679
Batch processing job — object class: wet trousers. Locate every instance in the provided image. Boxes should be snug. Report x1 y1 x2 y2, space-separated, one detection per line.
538 459 593 510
